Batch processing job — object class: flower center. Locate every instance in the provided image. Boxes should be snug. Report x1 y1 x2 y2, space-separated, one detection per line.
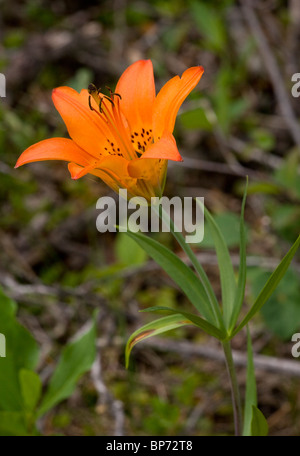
87 84 153 161
130 128 153 155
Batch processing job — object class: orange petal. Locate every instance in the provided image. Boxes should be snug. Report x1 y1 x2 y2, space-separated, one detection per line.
153 66 204 139
141 132 182 161
128 158 161 180
115 60 155 131
15 138 95 168
68 162 120 194
69 155 133 184
52 86 111 158
128 157 168 198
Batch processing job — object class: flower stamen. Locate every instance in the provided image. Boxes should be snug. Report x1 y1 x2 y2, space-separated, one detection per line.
99 94 114 113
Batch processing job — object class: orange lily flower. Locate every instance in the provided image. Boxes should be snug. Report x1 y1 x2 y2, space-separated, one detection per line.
15 60 204 201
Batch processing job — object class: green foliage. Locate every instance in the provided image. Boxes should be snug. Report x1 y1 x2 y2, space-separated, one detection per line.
197 199 237 328
3 0 300 436
20 370 42 413
248 268 300 340
0 288 97 435
143 397 181 435
124 230 218 325
250 128 275 152
179 106 213 131
126 186 299 435
201 211 249 249
190 1 227 52
250 406 268 436
115 232 148 266
141 306 225 340
232 234 300 336
0 288 39 412
126 314 194 368
274 150 300 199
37 315 97 417
228 183 248 333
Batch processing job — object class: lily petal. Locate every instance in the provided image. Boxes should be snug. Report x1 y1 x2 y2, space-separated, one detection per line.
52 86 111 158
69 155 131 184
128 157 168 198
15 138 94 168
141 132 182 161
115 60 155 132
153 66 204 140
128 158 161 180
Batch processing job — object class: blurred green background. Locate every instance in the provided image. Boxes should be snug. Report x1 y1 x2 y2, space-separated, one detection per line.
0 0 300 436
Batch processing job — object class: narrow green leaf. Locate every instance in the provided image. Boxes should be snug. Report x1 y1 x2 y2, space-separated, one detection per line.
232 234 300 336
229 179 248 333
0 411 28 436
0 288 39 411
124 230 217 325
37 314 97 417
19 369 42 412
141 306 225 340
196 199 236 329
251 406 268 436
126 314 194 368
152 204 224 330
243 327 257 436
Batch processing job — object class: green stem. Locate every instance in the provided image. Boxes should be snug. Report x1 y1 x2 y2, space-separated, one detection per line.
222 340 242 436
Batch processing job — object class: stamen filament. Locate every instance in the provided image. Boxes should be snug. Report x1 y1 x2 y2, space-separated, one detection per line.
99 97 137 160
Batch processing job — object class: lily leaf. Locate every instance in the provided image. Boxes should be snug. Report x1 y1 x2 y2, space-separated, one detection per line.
141 306 225 340
229 179 248 333
196 199 236 329
126 314 194 368
37 313 97 417
251 406 268 436
124 230 217 325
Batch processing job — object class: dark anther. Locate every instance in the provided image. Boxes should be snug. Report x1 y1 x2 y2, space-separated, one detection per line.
105 86 122 100
88 83 98 94
104 95 115 106
99 95 112 112
88 96 96 112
